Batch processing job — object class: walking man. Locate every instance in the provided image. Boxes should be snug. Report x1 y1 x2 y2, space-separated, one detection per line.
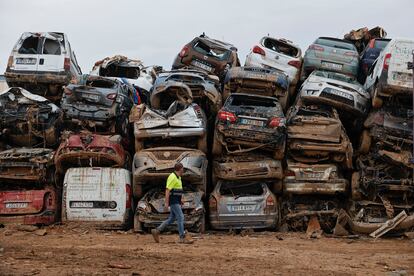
151 162 193 244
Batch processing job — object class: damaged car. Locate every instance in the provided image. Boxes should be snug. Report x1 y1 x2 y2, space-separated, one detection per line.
172 34 240 79
222 66 290 110
5 32 82 102
61 74 134 137
212 93 286 159
286 105 353 169
0 148 55 184
209 180 280 230
134 185 205 233
55 131 130 176
298 70 370 116
0 87 61 147
130 83 208 153
132 147 207 198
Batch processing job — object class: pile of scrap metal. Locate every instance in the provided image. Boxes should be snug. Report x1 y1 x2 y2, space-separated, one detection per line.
344 26 387 53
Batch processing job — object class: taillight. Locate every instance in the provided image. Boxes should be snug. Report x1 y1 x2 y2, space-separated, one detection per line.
344 51 358 57
179 45 190 58
218 110 237 123
7 56 13 68
209 196 217 212
45 193 54 208
309 44 324 51
252 45 266 56
285 170 295 177
288 60 301 69
125 184 131 209
106 93 117 100
268 117 285 128
64 57 70 71
266 195 274 207
383 53 391 70
64 88 72 96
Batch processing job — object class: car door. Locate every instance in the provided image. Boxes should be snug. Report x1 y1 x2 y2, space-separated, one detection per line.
11 33 41 72
37 34 65 72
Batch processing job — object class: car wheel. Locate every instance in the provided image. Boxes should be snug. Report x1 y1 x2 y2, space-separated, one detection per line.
133 214 144 233
358 130 371 154
212 134 223 156
351 172 362 201
116 113 129 137
197 134 208 154
372 85 383 108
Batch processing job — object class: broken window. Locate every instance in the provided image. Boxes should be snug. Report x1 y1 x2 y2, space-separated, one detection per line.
263 38 299 57
220 182 264 196
229 95 278 107
99 64 140 79
85 78 116 88
42 38 61 55
18 36 40 54
193 40 230 61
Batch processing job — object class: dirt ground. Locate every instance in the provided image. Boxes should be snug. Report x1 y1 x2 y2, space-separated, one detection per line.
0 225 413 276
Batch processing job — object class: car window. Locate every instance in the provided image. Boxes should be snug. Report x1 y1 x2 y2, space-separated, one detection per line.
315 38 356 51
374 40 390 50
42 38 61 55
193 40 230 61
18 36 40 54
263 38 299 57
84 77 116 88
220 182 264 196
313 71 359 85
229 95 278 107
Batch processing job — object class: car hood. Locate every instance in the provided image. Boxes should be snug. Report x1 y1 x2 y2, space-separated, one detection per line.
306 74 368 98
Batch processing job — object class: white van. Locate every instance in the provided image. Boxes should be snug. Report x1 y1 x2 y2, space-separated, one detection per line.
364 38 414 108
62 167 133 229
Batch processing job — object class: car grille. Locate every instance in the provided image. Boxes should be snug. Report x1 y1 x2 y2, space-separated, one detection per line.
320 91 354 106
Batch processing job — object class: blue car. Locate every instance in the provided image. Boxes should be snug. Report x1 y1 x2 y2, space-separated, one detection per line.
359 38 391 82
302 37 359 81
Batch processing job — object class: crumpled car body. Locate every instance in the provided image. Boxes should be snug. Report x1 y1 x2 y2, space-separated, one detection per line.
287 105 353 169
209 180 279 230
213 93 286 159
223 66 289 110
55 132 129 175
61 75 134 137
0 87 61 147
153 69 222 115
0 148 55 184
131 84 207 153
0 185 58 226
135 186 204 233
284 160 348 195
344 26 387 53
132 147 208 198
299 70 370 116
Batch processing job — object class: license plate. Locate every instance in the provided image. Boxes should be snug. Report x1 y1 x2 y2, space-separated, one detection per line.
321 61 343 70
241 118 264 126
191 60 213 72
246 72 267 79
327 89 353 100
70 201 93 208
305 172 324 179
16 58 37 65
229 205 255 212
83 94 100 101
5 202 28 208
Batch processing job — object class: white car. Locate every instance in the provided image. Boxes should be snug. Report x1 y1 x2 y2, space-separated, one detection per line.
62 167 133 229
245 37 302 96
299 70 370 116
5 32 82 101
364 38 414 108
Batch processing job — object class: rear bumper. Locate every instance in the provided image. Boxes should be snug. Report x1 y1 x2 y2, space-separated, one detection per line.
135 126 205 139
209 213 278 230
378 71 413 96
302 56 358 78
283 180 348 195
5 70 71 85
62 107 116 124
214 159 283 180
0 209 56 226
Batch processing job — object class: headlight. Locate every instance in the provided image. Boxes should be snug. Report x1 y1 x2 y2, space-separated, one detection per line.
138 201 148 210
306 89 319 95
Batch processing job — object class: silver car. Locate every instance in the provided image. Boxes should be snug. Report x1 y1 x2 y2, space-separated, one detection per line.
299 70 370 116
209 180 279 230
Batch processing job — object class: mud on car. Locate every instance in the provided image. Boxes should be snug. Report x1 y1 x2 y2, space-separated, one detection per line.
212 93 286 159
0 87 61 147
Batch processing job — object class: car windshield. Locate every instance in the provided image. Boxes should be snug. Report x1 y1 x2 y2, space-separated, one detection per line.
374 40 390 50
220 182 264 197
315 38 357 51
193 40 230 61
313 71 359 85
229 95 279 107
18 36 40 54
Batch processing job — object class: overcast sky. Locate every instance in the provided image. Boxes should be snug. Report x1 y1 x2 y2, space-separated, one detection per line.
0 0 413 73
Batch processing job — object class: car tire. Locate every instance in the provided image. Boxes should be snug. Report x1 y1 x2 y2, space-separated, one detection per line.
212 134 223 156
359 130 371 154
372 85 383 109
133 185 143 199
197 134 208 154
115 113 129 137
351 172 362 201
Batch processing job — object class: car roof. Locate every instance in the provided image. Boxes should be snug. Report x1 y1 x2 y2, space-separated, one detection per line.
197 35 237 51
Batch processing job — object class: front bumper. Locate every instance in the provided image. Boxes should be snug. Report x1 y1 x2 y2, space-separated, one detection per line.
283 180 348 195
209 213 278 230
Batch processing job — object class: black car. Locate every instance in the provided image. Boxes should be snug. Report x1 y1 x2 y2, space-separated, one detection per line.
61 75 134 137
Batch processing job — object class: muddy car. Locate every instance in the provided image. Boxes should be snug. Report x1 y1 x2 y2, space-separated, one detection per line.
209 180 279 230
90 55 155 104
132 147 207 198
172 34 240 79
0 148 55 184
55 132 130 175
134 186 204 233
222 67 290 110
213 153 283 192
61 75 134 137
153 69 222 115
286 105 353 169
212 93 286 159
298 70 370 116
0 87 61 147
130 84 207 153
0 184 59 226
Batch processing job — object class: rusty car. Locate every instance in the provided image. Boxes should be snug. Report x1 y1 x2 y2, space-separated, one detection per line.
286 104 353 169
61 74 134 137
132 147 207 198
222 66 290 110
0 87 61 147
212 93 286 159
134 185 205 233
55 131 130 176
209 180 280 230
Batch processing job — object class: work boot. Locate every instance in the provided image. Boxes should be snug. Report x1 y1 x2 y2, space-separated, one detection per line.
151 229 160 243
178 235 194 244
